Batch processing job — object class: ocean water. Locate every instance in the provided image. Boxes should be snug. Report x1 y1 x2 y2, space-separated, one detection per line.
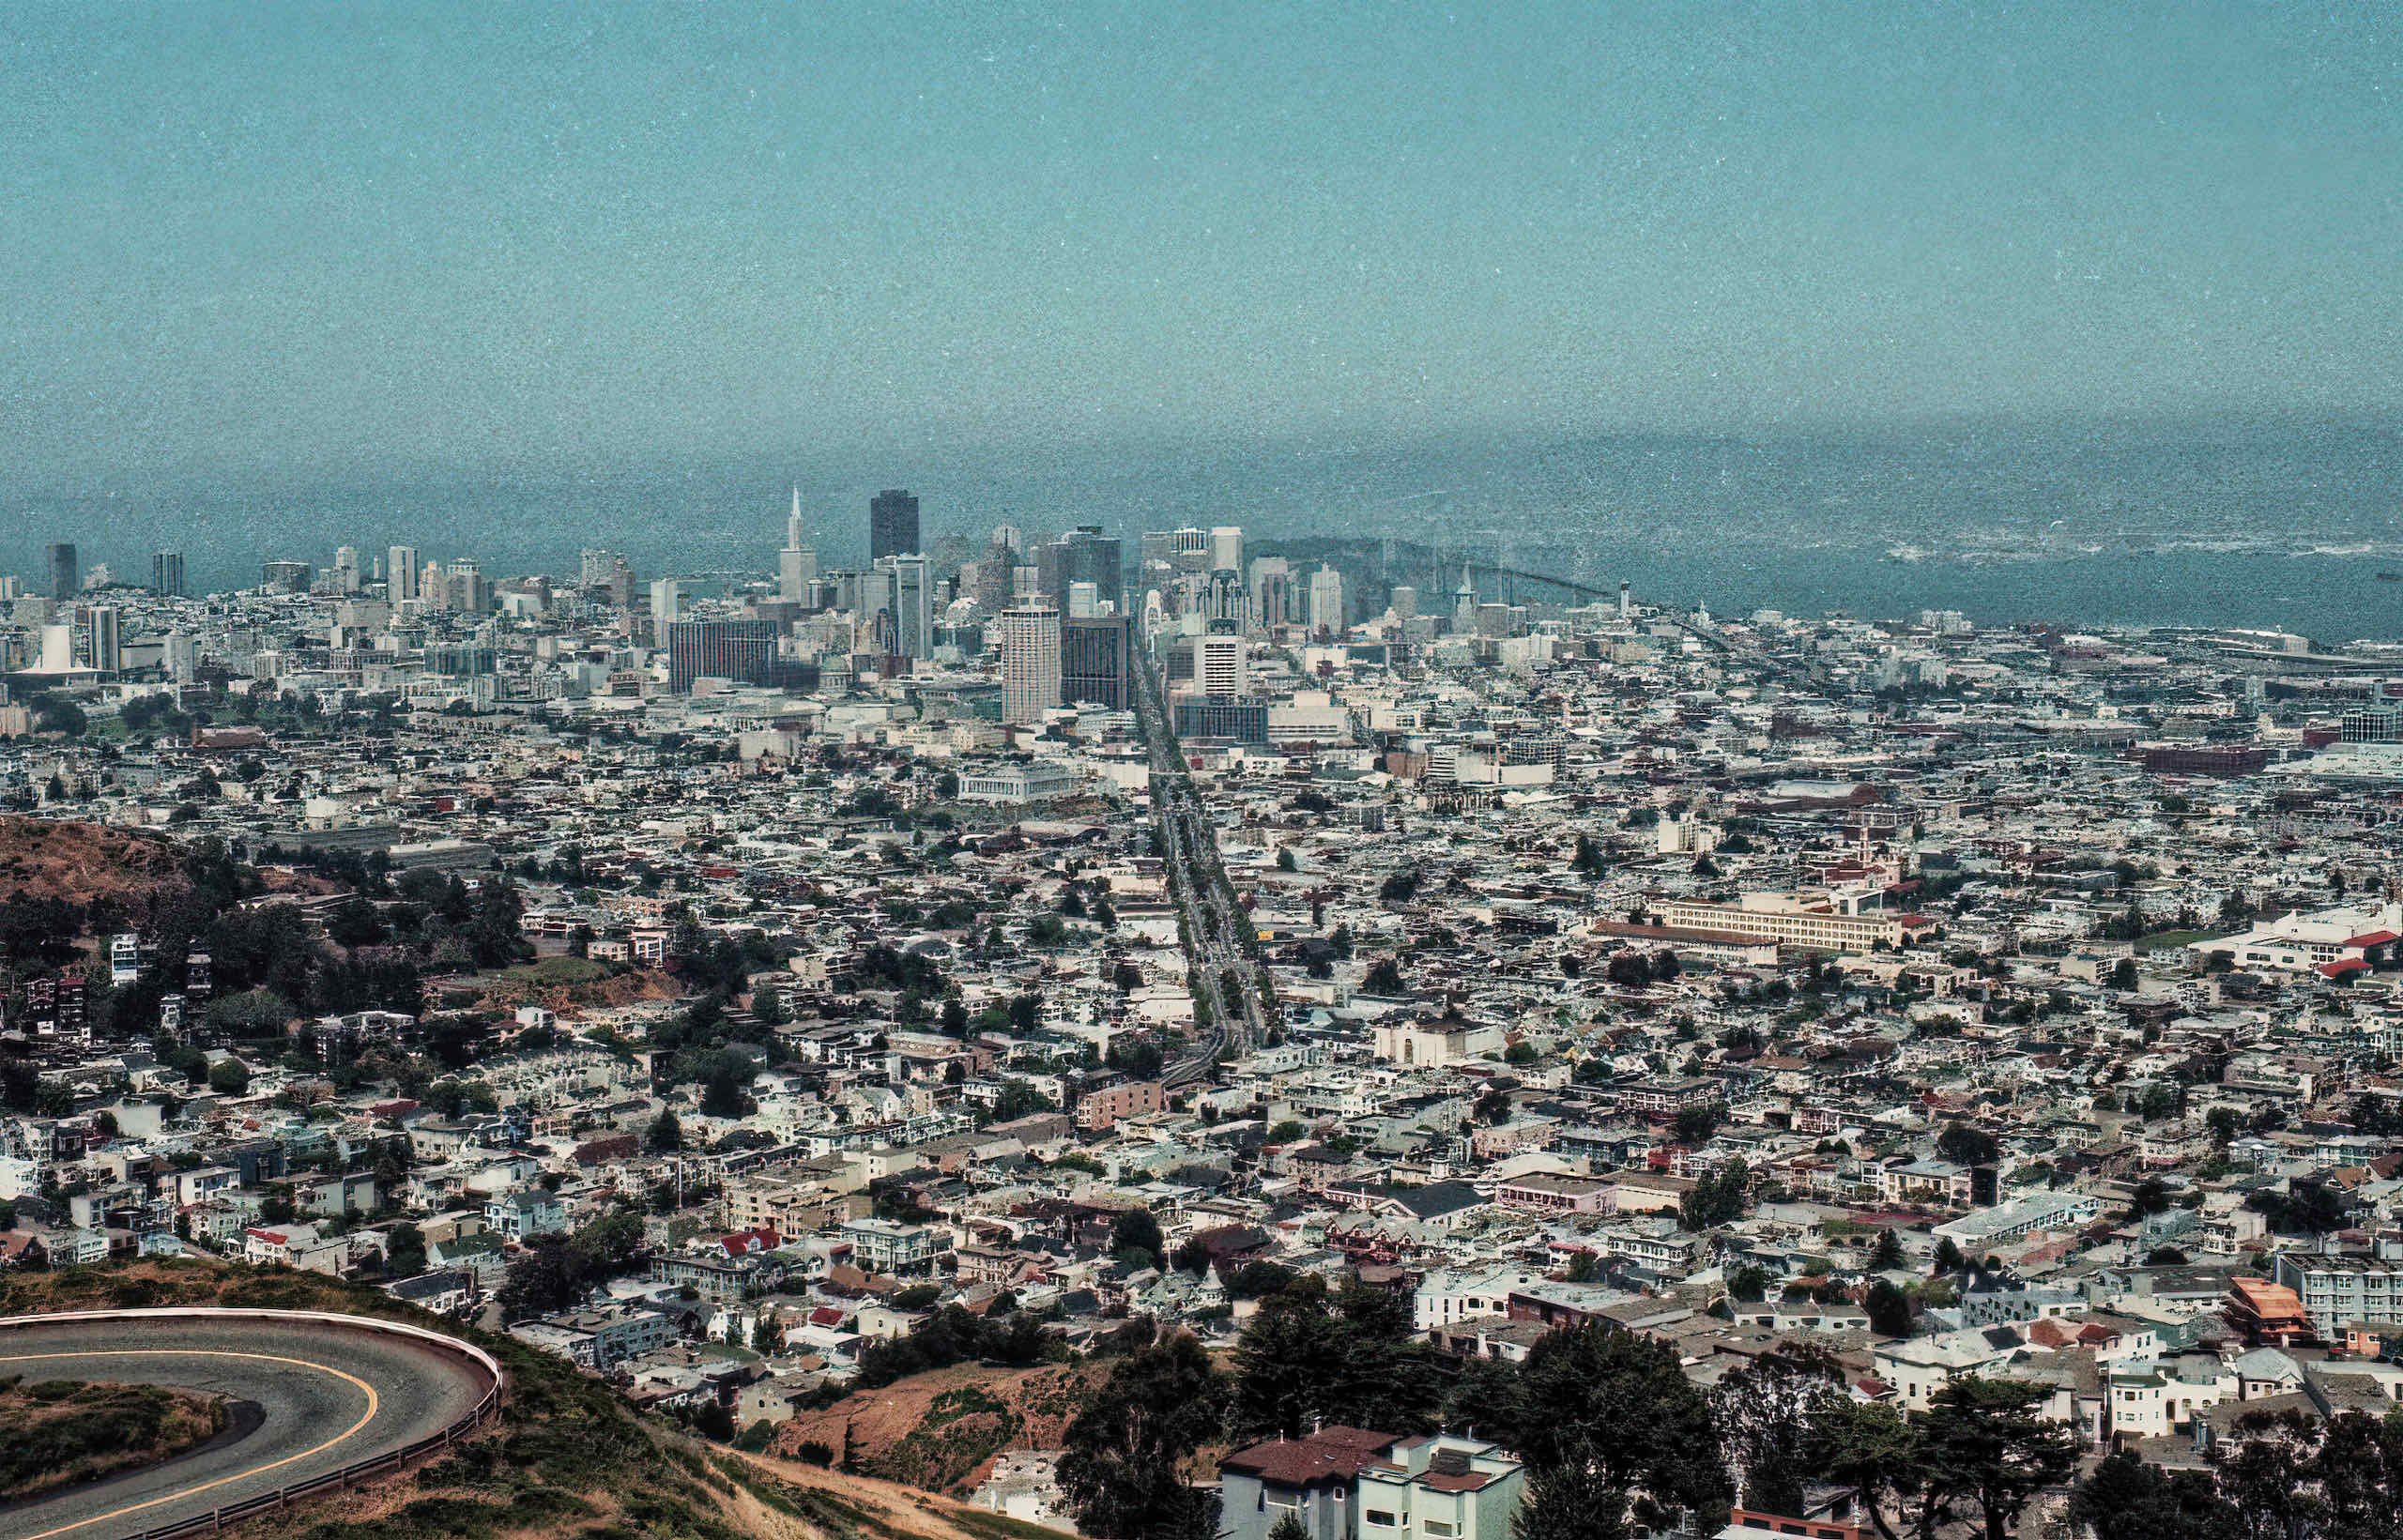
7 417 2400 643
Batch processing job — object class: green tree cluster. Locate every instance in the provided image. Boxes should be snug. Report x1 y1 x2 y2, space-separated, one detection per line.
1816 1377 2077 1540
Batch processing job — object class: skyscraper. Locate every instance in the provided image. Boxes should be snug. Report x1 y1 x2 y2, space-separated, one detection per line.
1309 567 1347 634
779 486 819 602
1197 628 1246 697
1248 556 1293 629
388 545 421 603
332 545 360 593
1062 613 1133 709
880 554 933 660
869 489 920 562
150 551 186 598
667 618 780 693
1037 525 1123 613
1000 603 1062 724
79 605 121 674
444 559 487 613
47 542 77 601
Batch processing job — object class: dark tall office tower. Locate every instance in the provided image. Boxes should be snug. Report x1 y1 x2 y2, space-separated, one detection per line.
869 489 920 562
151 551 186 597
47 542 78 600
1038 525 1125 612
667 618 781 692
1061 613 1134 709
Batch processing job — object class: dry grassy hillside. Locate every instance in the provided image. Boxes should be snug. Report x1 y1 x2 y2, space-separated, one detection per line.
1 1258 1065 1540
771 1361 1108 1495
0 814 189 907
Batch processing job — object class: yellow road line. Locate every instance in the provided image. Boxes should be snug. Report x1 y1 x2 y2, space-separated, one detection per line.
0 1349 380 1540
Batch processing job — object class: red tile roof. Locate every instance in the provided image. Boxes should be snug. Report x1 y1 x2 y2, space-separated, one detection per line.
1221 1427 1401 1488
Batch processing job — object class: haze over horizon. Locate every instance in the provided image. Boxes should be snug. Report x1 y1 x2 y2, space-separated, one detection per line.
7 2 2400 489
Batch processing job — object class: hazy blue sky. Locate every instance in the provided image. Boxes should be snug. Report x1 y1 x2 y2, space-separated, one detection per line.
4 2 2397 484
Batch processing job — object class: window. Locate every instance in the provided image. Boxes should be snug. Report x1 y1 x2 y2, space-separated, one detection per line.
1422 1524 1457 1538
1367 1512 1399 1529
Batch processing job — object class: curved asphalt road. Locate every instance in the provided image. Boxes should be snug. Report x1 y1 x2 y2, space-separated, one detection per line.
0 1316 493 1540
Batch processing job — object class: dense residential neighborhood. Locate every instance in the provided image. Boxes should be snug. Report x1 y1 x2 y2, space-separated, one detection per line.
8 520 2403 1538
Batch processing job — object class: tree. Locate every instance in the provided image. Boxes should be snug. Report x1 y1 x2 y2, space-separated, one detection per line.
1513 1460 1631 1540
2124 1177 2171 1222
1679 1159 1749 1231
498 1235 587 1319
1501 1321 1730 1531
1111 1208 1164 1261
1863 1279 1912 1338
326 895 386 947
1932 1237 1968 1274
2070 1448 2241 1540
645 1108 684 1153
36 699 87 738
1440 1353 1525 1439
207 1059 252 1095
1711 1345 1845 1518
1812 1398 1926 1540
1919 1378 2079 1540
1869 1228 1906 1271
1059 1334 1227 1540
1223 1260 1296 1301
699 1062 755 1118
1230 1277 1442 1441
2213 1410 2319 1540
1569 833 1606 878
384 1222 427 1278
2109 957 2140 992
1672 1101 1725 1146
1363 956 1406 995
1935 1121 1998 1167
2253 1178 2353 1236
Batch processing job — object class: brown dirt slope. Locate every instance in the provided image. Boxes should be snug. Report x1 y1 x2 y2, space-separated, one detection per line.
771 1362 1107 1496
462 959 686 1018
0 814 187 907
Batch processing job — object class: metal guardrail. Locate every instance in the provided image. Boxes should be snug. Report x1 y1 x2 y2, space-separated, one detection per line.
0 1308 503 1540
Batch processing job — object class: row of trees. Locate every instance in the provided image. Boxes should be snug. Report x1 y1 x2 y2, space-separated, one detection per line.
1055 1275 2130 1540
2073 1409 2403 1540
1060 1278 1737 1540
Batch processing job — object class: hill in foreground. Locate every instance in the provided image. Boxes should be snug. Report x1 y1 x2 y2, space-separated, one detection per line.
1 1258 1064 1540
